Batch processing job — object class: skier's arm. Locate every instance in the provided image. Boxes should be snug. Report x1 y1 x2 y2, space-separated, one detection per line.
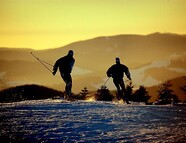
53 59 60 75
123 66 131 80
106 67 112 77
126 68 131 80
69 60 75 73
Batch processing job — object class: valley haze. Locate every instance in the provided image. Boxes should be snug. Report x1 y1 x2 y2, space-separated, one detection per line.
0 33 186 102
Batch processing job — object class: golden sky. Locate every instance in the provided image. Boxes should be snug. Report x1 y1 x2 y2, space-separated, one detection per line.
0 0 185 50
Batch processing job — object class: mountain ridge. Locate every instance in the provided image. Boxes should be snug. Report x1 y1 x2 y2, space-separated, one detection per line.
1 32 186 51
0 32 185 94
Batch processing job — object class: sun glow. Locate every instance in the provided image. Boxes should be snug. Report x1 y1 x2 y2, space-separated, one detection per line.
85 95 96 102
0 0 186 49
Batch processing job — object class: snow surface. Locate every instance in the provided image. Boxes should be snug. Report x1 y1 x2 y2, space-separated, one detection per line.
0 99 186 143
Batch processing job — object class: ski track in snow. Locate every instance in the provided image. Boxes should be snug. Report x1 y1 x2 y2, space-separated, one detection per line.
0 99 186 143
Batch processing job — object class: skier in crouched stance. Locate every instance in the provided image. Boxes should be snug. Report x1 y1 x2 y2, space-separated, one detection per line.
107 57 131 104
53 50 75 99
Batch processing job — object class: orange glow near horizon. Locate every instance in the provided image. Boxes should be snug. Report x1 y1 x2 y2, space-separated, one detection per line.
0 0 186 50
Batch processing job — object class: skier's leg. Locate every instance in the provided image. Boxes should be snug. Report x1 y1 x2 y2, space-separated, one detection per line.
64 74 72 98
120 79 130 104
61 73 72 99
113 78 121 100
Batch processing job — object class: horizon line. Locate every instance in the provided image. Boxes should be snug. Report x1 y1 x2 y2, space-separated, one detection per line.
0 32 185 50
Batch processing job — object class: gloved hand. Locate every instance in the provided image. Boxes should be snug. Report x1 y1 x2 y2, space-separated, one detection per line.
52 71 56 76
107 74 112 77
127 77 132 85
129 80 132 85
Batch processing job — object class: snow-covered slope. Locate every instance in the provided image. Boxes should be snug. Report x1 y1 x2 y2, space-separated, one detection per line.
0 99 185 142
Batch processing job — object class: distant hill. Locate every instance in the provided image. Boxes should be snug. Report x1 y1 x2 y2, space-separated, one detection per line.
0 33 186 93
0 84 63 103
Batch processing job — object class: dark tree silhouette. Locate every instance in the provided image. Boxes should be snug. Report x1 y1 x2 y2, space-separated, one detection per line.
180 77 186 94
95 86 114 101
76 87 90 100
180 86 186 103
80 87 89 95
125 82 134 101
132 85 151 103
181 86 186 93
157 81 178 104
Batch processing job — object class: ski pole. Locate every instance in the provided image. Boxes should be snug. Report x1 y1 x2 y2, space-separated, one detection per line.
103 77 110 87
30 52 53 67
125 79 130 82
125 79 132 86
30 52 53 73
38 59 53 67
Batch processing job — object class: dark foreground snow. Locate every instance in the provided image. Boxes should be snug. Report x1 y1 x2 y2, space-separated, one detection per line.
0 99 186 143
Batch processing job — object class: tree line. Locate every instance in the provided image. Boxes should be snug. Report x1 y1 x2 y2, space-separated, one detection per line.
0 78 185 104
77 78 186 104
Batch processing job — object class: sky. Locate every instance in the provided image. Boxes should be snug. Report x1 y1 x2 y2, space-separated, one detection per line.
0 0 186 50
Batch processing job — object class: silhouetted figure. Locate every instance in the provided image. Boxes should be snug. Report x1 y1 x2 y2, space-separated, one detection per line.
53 50 75 99
107 58 131 104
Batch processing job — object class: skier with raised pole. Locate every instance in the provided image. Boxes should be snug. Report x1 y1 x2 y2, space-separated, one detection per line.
107 57 131 104
53 50 75 99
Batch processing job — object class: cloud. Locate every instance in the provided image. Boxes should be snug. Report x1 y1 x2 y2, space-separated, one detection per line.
167 67 186 73
170 52 185 59
130 60 171 86
0 72 6 79
72 67 92 75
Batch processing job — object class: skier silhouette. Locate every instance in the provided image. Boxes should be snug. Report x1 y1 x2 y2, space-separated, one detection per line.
107 57 131 104
53 50 75 99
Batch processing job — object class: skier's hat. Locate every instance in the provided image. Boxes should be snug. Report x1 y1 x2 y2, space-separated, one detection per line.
68 50 74 56
116 57 120 63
